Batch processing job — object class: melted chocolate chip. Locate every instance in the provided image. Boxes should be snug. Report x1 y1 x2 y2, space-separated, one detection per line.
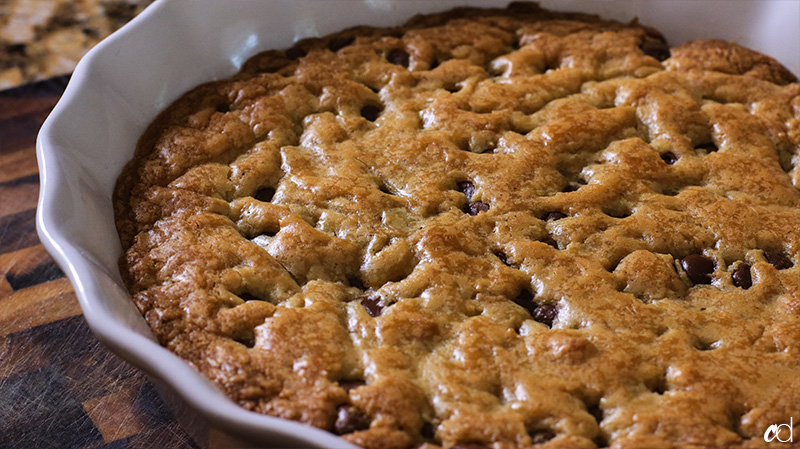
465 201 490 215
660 152 678 165
457 181 476 199
732 263 752 289
514 291 558 328
285 45 307 60
764 251 793 270
532 303 557 327
215 103 230 113
254 187 275 202
328 36 355 52
640 39 670 61
387 48 410 68
360 296 383 317
360 104 382 122
334 406 370 434
681 254 714 285
543 211 567 222
530 430 556 444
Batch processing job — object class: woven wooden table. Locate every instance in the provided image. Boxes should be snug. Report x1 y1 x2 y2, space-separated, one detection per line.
0 76 250 449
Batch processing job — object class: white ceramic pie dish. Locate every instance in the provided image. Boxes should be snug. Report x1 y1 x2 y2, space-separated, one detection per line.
35 0 798 447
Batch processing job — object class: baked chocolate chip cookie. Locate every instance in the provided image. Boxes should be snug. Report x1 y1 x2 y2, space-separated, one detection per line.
115 3 800 448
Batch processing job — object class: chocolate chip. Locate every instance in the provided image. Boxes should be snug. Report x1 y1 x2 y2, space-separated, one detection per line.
732 263 752 289
515 290 558 327
532 303 557 327
764 251 793 270
562 183 581 192
464 201 489 215
697 142 718 153
387 49 410 68
334 405 370 434
254 187 275 202
339 380 365 393
360 104 381 122
543 211 567 222
457 181 476 199
328 36 355 52
360 296 383 317
285 45 307 60
681 254 714 285
215 103 230 113
640 39 670 61
660 152 678 165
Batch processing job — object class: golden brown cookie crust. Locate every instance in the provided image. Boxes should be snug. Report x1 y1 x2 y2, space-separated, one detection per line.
114 3 800 448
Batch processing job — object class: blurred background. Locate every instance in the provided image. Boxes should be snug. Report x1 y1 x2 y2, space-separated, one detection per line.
0 0 154 90
0 1 210 448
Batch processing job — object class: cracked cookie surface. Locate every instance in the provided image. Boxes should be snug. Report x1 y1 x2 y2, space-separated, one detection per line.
114 4 800 448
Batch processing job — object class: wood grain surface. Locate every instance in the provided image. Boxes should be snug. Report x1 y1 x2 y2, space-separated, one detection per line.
0 76 252 449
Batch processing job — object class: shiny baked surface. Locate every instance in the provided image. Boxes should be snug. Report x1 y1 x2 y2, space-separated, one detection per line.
115 4 800 448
